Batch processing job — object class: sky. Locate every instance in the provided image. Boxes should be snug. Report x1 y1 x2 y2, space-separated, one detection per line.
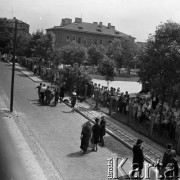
1 0 180 42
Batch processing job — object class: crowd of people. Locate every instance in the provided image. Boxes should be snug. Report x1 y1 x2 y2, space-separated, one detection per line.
35 82 78 113
35 83 65 106
80 116 106 154
91 83 180 142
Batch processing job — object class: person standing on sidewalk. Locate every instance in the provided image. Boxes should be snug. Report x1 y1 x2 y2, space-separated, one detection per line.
130 139 144 179
91 118 100 152
54 88 60 106
80 121 92 154
71 91 77 113
45 86 51 105
99 116 106 146
161 143 178 178
33 64 37 75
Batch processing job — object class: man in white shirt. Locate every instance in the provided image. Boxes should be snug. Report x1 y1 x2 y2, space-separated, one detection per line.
40 84 46 104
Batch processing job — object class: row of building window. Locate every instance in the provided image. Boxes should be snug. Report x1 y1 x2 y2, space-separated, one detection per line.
66 35 103 45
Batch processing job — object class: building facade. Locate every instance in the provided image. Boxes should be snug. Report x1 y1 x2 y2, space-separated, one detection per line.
7 18 30 34
47 17 131 48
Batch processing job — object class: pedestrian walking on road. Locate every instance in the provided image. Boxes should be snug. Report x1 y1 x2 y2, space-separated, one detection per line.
35 83 42 101
45 86 51 105
91 118 100 152
80 121 92 154
54 88 60 106
99 116 106 146
60 85 65 103
71 91 77 113
40 84 46 105
130 138 144 179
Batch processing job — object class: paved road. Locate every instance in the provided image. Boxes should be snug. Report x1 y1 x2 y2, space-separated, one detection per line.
0 61 136 179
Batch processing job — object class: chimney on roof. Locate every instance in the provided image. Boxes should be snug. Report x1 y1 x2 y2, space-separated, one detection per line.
99 22 103 27
107 23 111 29
93 22 98 25
61 19 65 26
61 18 72 26
111 26 115 30
75 17 82 23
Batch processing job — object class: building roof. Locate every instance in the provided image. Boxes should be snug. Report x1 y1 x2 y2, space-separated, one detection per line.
47 21 130 38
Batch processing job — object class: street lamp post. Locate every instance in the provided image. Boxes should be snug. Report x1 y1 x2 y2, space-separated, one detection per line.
10 17 17 112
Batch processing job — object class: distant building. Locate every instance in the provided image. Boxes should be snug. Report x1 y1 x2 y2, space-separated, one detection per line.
47 17 132 48
7 18 30 34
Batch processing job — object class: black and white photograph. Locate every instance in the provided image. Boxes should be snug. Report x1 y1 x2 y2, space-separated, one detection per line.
0 0 180 179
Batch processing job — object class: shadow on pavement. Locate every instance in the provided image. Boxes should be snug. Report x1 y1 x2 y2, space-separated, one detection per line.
28 99 39 102
30 101 46 106
103 136 132 157
67 151 87 158
67 149 92 157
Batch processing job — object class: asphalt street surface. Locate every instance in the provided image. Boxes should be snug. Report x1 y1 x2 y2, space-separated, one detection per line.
0 60 135 180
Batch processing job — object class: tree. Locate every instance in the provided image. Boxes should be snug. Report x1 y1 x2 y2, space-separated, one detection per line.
106 37 137 75
49 46 62 67
59 66 92 96
16 31 31 56
27 30 56 60
106 38 123 68
121 36 137 75
27 30 44 57
36 31 56 60
87 45 106 66
97 56 116 89
60 41 87 65
137 20 180 123
0 18 13 53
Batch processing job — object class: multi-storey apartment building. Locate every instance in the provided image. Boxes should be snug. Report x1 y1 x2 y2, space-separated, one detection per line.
47 17 131 48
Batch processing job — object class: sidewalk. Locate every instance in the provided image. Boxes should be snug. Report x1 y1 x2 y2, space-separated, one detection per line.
10 63 43 82
13 62 180 165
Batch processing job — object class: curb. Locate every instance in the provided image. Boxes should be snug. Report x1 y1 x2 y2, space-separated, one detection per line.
8 62 43 83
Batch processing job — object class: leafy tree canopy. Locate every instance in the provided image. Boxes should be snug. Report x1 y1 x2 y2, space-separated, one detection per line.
106 37 136 70
121 36 137 70
60 41 87 66
106 38 123 68
137 20 180 95
0 18 13 53
87 45 106 66
16 31 31 56
97 56 116 81
28 30 56 61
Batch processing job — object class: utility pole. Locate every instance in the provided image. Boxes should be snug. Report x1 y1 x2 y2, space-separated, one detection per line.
10 17 17 112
